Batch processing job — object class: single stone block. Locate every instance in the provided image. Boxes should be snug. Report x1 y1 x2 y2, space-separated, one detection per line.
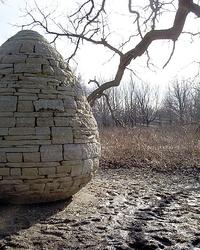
38 94 57 99
10 168 21 176
14 63 42 74
1 140 50 147
33 99 64 112
14 112 36 118
40 145 63 162
18 95 38 101
14 63 41 73
54 117 71 126
38 112 53 118
26 57 48 64
0 118 15 128
39 167 56 176
17 88 40 94
7 162 58 168
2 55 27 63
0 88 15 93
22 168 38 176
64 144 82 160
37 117 54 127
0 128 8 136
5 135 50 141
54 110 76 117
63 96 77 110
52 127 73 144
23 152 40 162
35 127 50 135
0 96 17 112
0 112 13 117
56 164 71 174
0 146 39 153
0 168 10 176
0 68 13 74
7 153 23 162
20 41 35 53
9 127 35 135
16 117 35 127
17 101 34 112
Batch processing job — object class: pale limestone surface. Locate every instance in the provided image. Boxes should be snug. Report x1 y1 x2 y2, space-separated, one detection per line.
0 30 100 204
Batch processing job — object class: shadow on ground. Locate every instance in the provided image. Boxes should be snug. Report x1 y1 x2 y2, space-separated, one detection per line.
0 198 72 240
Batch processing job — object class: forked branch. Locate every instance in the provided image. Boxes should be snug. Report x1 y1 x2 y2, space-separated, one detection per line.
88 0 200 105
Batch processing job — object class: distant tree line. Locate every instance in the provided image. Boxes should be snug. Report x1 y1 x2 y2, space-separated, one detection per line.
90 78 200 128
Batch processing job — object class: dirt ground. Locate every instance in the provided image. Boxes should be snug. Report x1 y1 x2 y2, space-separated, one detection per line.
0 166 199 250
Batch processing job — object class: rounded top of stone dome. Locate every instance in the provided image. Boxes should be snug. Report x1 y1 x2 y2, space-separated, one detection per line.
9 30 45 40
0 29 73 84
0 29 62 62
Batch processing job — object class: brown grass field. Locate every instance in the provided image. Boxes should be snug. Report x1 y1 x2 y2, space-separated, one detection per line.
100 125 200 170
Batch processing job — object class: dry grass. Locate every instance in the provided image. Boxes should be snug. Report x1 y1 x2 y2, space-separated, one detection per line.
100 126 200 170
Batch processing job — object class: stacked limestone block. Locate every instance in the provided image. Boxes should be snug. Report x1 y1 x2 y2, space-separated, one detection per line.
0 30 100 204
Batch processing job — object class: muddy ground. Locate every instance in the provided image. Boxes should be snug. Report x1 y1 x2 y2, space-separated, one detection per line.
0 166 199 250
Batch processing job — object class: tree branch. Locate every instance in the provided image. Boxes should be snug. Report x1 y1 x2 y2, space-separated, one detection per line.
88 79 123 126
163 40 176 68
22 1 200 106
88 0 198 105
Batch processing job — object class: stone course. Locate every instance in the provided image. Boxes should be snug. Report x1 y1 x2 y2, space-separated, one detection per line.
0 30 100 204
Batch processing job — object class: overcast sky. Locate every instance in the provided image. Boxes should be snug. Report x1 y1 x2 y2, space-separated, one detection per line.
1 0 200 94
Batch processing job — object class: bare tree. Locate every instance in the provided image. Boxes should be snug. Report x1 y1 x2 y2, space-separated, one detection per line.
164 80 192 124
122 79 137 127
190 83 200 122
22 0 200 105
134 83 159 126
91 78 161 128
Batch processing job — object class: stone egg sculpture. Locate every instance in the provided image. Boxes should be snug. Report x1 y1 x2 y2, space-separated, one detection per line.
0 30 100 204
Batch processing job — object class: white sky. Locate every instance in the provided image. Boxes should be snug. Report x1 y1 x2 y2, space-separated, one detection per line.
1 0 200 95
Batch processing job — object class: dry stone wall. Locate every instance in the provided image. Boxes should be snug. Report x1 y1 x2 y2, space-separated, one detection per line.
0 30 100 204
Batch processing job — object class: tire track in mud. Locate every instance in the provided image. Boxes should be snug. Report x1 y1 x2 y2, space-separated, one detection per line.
128 186 200 250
